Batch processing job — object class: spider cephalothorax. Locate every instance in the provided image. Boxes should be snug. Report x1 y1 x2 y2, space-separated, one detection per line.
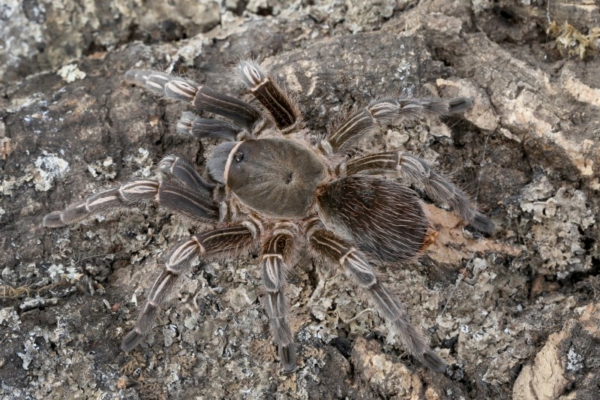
43 60 493 373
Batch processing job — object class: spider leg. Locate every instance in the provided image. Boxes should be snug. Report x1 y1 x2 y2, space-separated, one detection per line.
122 224 257 351
158 155 216 192
176 112 243 142
43 180 219 228
326 97 473 153
341 151 494 233
308 227 445 372
260 230 297 372
125 70 262 133
237 61 301 132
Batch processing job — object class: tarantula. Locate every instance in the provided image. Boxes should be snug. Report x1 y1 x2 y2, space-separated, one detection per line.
43 60 493 373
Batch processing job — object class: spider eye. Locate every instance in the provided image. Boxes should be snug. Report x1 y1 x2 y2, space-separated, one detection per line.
234 151 244 162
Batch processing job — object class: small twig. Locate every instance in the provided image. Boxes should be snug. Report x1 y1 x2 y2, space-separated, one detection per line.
440 252 476 316
337 308 376 324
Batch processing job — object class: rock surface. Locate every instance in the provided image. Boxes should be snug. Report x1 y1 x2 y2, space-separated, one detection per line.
1 0 599 399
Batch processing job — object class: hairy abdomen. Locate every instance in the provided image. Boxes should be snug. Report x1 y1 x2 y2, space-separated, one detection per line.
317 176 429 262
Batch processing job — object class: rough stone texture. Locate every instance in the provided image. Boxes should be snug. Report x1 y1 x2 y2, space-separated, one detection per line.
1 0 599 399
512 303 600 400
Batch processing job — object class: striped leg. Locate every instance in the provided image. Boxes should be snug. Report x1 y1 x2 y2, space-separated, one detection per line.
342 151 494 233
309 228 446 372
176 112 243 142
326 97 473 153
158 155 216 193
122 225 256 351
237 61 301 132
125 69 262 132
260 230 296 371
43 180 219 228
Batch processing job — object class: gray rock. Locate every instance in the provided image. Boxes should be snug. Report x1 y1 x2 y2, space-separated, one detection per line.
1 1 599 398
